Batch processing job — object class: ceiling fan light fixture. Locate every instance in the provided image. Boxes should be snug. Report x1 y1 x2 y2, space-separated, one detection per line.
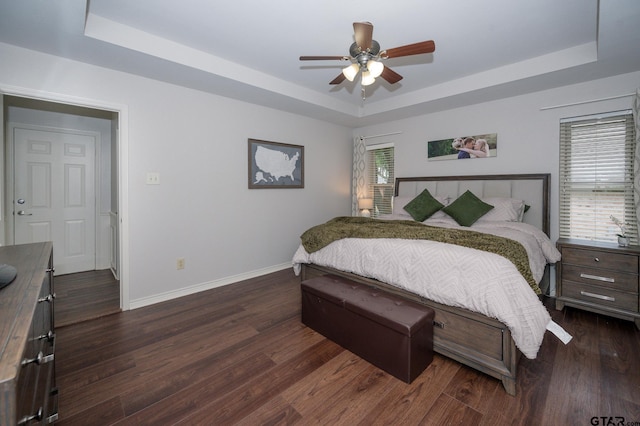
342 63 359 81
361 70 375 86
300 22 434 90
367 60 384 78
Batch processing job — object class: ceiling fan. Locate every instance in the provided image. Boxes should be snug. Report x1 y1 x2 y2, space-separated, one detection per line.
300 22 435 87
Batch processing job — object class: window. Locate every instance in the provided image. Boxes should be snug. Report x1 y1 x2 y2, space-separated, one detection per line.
366 143 394 217
559 110 636 244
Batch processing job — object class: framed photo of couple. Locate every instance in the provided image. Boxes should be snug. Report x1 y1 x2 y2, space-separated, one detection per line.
427 133 498 161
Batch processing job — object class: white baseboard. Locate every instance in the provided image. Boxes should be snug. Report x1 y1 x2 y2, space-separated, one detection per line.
129 262 292 310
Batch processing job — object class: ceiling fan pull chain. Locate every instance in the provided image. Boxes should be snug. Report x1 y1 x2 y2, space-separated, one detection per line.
361 87 366 100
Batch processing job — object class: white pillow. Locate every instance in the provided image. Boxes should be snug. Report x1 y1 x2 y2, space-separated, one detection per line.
392 196 414 217
476 197 525 222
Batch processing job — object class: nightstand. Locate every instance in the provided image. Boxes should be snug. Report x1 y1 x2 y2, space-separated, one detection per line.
556 238 640 329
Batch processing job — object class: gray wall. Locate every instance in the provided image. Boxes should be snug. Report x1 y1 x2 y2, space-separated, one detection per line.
0 42 353 307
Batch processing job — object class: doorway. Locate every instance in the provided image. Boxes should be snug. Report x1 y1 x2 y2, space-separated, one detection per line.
2 94 123 312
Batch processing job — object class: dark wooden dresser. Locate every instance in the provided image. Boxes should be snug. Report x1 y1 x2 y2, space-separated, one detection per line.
0 242 57 425
556 238 640 329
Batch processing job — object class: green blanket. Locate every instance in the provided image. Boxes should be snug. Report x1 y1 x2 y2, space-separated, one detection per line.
300 216 541 294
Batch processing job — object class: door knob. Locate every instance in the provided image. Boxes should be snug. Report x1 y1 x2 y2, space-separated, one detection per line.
16 210 32 216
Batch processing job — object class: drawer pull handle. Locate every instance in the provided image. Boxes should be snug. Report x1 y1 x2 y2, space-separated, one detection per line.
18 407 43 425
433 320 446 329
579 273 614 283
38 293 56 303
36 330 55 342
580 291 615 302
593 257 600 262
22 351 55 366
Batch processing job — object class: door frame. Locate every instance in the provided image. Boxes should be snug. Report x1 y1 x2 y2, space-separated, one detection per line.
1 86 130 310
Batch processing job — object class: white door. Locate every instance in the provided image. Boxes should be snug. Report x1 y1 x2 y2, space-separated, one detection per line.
14 127 96 275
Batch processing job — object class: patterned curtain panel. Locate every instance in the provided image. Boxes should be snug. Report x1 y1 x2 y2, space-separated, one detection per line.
352 136 367 216
634 88 640 235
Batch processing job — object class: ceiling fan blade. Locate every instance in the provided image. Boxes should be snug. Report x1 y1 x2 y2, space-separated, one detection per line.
380 66 403 84
353 22 373 51
299 55 348 61
329 73 346 85
382 40 435 59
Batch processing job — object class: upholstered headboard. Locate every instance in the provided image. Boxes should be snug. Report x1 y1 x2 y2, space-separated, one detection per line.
394 174 550 235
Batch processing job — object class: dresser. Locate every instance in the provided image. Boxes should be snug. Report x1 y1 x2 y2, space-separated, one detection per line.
0 242 57 425
556 238 640 329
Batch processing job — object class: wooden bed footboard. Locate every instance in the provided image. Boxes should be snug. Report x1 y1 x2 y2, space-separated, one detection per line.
301 263 520 396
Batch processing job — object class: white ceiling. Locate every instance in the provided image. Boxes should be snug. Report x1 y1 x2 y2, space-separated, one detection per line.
1 0 639 127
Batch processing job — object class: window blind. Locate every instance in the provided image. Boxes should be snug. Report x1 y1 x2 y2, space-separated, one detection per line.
366 143 394 217
559 110 637 244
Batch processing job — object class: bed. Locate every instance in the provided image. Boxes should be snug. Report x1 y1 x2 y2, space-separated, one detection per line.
292 173 565 396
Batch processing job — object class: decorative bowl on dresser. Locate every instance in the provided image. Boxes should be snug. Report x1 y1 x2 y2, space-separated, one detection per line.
0 242 57 425
555 238 640 329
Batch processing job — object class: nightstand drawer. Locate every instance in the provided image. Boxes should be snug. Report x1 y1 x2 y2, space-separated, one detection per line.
562 281 638 312
562 247 638 272
562 264 638 293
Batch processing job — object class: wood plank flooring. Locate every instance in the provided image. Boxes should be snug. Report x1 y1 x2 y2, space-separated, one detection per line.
54 269 120 327
54 269 640 425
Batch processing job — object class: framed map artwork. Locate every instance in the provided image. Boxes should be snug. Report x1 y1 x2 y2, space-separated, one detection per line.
248 139 304 189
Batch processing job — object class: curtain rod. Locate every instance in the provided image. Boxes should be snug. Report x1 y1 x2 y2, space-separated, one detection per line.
540 93 635 111
359 131 402 140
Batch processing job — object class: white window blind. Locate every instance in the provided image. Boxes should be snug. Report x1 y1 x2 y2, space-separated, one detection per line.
559 110 637 244
366 143 394 217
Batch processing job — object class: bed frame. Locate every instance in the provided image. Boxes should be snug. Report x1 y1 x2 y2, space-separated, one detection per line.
300 173 551 396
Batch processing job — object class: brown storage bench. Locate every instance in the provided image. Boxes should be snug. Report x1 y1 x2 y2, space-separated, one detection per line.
301 274 434 383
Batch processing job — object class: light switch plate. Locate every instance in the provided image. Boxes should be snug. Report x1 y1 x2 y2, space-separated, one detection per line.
146 172 160 185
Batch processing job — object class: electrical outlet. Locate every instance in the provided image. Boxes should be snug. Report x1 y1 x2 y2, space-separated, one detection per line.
176 258 185 270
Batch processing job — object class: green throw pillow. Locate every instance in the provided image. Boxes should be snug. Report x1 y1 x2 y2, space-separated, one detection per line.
442 190 494 226
403 189 444 221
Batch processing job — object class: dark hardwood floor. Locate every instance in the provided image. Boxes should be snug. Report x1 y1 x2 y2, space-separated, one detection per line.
55 269 120 327
54 269 640 425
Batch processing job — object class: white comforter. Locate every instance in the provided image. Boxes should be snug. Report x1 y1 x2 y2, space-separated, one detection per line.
292 217 562 359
